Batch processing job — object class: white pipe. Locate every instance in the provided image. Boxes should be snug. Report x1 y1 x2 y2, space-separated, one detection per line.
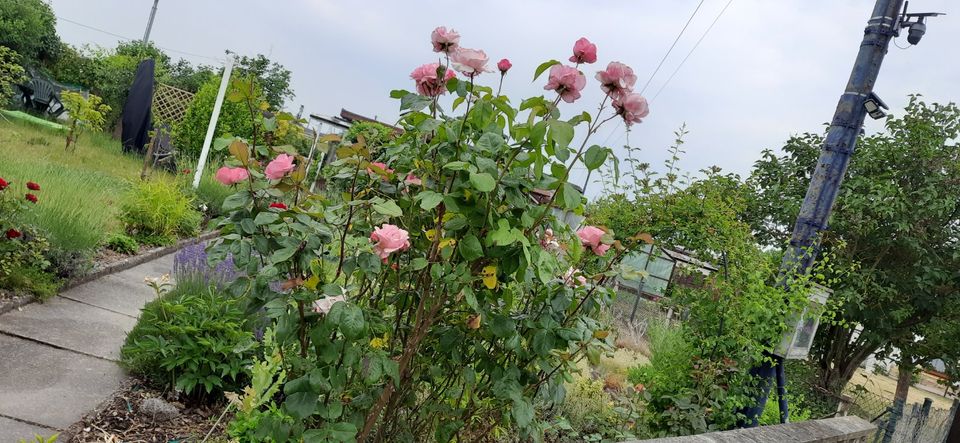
193 56 235 188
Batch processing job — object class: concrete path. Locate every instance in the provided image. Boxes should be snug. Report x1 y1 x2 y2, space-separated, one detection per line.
0 253 173 441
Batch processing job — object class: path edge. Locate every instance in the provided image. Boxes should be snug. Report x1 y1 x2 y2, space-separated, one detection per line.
0 231 219 315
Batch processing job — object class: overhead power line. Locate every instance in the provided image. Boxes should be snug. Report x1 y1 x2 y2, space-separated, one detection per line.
56 15 222 62
638 0 707 94
651 0 735 102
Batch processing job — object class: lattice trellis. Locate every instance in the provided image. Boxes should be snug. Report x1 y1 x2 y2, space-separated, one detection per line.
152 83 195 124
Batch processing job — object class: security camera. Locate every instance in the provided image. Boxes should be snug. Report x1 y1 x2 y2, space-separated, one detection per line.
907 21 926 45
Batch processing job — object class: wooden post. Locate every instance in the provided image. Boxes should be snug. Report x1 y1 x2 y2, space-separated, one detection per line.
140 130 157 180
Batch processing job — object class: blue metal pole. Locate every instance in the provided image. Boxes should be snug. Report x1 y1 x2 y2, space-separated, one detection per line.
744 0 904 425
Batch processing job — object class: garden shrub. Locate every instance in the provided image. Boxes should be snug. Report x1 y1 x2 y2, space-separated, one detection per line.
61 91 111 151
120 278 256 397
120 178 200 245
0 45 26 106
343 121 394 147
207 28 652 441
104 233 139 255
173 76 260 160
0 175 57 298
554 376 625 441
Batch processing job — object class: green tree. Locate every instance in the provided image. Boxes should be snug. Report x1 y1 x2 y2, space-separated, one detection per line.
0 45 26 105
233 53 293 110
165 59 215 93
589 167 807 433
0 0 61 65
745 96 960 397
61 91 111 150
172 75 259 159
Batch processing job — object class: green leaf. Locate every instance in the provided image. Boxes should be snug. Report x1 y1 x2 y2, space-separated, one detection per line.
418 191 444 210
329 302 365 340
389 89 410 99
222 191 251 211
254 212 280 226
549 120 574 149
583 145 608 170
400 93 432 111
372 199 403 217
469 172 496 192
533 60 561 82
284 391 318 420
476 132 505 152
459 234 483 261
411 257 429 270
443 161 473 171
329 422 358 441
513 398 534 428
358 252 381 274
271 246 298 264
560 182 583 210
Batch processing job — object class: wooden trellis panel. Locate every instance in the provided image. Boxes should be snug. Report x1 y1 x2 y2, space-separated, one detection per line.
153 83 195 124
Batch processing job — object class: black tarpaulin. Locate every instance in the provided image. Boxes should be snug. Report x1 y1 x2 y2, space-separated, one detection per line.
121 59 155 154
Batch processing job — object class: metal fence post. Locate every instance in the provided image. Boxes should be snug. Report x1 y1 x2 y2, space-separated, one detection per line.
944 399 960 443
911 397 933 443
883 398 905 443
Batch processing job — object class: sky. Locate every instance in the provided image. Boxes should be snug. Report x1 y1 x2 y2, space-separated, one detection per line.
47 0 959 197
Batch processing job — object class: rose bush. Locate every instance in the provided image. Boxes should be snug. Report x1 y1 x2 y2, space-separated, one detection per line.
0 176 53 297
209 27 651 442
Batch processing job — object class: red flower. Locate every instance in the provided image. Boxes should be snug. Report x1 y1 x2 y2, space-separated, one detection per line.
0 177 8 190
269 202 287 210
26 181 40 191
182 169 191 175
5 228 21 239
25 193 38 203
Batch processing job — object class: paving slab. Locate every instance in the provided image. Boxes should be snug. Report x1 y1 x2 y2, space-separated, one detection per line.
59 273 156 318
108 252 175 283
0 296 137 361
0 334 125 431
0 416 59 442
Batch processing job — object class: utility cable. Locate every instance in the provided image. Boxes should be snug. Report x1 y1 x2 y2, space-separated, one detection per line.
56 15 223 62
638 0 707 94
651 0 735 102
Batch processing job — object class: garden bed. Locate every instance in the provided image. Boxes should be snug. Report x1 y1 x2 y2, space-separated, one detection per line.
64 376 232 442
0 231 219 315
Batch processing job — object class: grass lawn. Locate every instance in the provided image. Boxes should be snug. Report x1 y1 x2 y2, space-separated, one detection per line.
0 119 143 253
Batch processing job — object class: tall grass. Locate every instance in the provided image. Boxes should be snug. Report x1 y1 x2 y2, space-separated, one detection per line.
0 119 142 252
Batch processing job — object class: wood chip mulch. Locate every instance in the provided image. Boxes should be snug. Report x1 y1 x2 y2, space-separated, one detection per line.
64 378 233 443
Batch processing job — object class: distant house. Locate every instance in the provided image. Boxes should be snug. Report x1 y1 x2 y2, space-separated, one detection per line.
307 109 401 177
309 108 401 138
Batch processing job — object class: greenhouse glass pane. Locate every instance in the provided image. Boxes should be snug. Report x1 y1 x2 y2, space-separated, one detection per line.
643 277 669 297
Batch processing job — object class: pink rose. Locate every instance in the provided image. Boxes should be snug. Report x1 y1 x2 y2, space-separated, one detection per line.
370 224 411 262
497 58 512 74
613 93 650 127
404 173 423 186
451 48 491 77
431 26 460 54
595 61 637 100
313 295 346 314
264 154 296 180
577 225 610 256
215 166 249 185
410 63 456 97
367 162 394 178
569 37 597 64
543 64 586 104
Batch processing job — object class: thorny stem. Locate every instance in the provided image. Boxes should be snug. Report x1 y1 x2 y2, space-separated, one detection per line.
526 95 615 235
334 159 364 280
455 75 476 150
